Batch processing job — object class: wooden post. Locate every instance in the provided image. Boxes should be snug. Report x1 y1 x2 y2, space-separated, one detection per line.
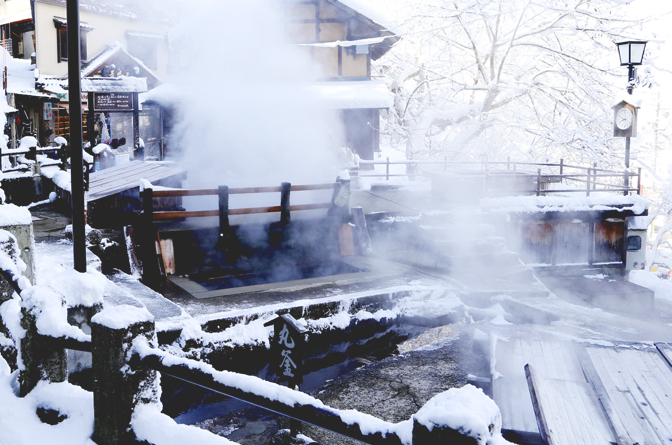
141 187 160 287
132 93 140 160
386 157 390 180
536 169 541 196
87 92 95 147
218 185 230 239
351 207 372 256
586 168 591 197
280 182 291 226
92 307 158 445
593 163 597 190
623 171 629 196
637 168 642 195
559 159 564 175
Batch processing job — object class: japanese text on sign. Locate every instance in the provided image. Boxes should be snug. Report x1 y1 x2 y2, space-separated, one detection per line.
94 92 133 111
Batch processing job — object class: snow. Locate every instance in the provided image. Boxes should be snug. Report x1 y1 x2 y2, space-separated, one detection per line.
480 194 649 214
0 372 96 445
47 268 106 307
0 203 32 226
51 170 72 192
132 404 237 445
301 36 391 48
20 286 90 342
413 385 508 445
91 304 154 330
337 0 401 34
629 270 672 303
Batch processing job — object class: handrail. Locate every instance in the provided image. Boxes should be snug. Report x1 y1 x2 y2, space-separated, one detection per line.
136 343 408 445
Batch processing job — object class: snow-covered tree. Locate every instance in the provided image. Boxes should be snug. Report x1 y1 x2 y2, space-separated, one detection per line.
376 0 657 169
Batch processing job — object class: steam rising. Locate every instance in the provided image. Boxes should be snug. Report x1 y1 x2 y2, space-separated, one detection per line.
166 1 345 189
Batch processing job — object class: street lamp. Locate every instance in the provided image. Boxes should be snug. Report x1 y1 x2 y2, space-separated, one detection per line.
616 41 647 93
615 40 647 168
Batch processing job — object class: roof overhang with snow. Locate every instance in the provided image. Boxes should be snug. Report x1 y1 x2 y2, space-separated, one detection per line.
0 8 32 26
307 80 393 109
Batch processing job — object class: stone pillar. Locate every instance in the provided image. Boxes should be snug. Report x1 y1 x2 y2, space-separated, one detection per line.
19 307 67 396
91 307 159 445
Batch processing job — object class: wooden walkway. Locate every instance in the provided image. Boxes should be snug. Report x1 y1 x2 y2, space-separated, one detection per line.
491 332 672 445
87 161 185 202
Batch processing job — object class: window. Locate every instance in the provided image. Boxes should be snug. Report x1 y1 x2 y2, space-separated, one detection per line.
627 235 642 251
54 17 92 63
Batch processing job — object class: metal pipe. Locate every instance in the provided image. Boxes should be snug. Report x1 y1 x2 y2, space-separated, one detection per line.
66 0 86 273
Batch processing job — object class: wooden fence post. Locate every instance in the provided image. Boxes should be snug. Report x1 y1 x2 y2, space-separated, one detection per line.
637 168 642 195
91 306 158 445
593 163 598 190
351 207 372 256
559 158 564 175
586 168 591 197
536 169 542 196
386 157 390 180
141 187 162 288
280 182 291 226
218 185 230 238
623 171 629 196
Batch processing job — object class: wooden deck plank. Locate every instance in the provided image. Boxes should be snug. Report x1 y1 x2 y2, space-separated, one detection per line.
606 348 672 443
574 344 632 445
588 346 657 444
86 162 184 201
526 364 614 445
493 337 540 434
620 348 672 442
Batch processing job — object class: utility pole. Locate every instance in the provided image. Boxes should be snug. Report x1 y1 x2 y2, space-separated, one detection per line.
67 0 86 272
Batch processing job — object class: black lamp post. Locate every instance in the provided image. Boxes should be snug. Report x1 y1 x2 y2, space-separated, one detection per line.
616 40 646 168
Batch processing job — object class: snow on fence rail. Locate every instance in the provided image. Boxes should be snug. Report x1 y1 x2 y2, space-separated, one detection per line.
0 146 65 172
360 157 642 196
2 277 506 445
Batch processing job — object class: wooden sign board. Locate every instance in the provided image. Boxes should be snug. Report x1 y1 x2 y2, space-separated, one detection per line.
264 314 308 387
94 92 134 111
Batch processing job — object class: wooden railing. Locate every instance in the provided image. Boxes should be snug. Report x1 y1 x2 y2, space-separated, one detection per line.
0 146 65 172
359 157 642 197
139 179 351 286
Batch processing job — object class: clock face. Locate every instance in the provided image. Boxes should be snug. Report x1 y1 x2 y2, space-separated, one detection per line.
616 108 633 130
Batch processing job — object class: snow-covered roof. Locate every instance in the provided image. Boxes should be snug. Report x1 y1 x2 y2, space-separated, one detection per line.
0 8 31 26
612 91 643 109
81 77 148 93
125 31 164 40
35 0 174 23
306 80 393 109
627 215 653 230
333 0 400 34
4 50 57 98
53 16 95 32
480 194 649 215
301 36 393 48
79 42 161 88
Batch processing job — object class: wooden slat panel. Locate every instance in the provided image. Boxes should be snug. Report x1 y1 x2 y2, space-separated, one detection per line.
583 346 654 444
611 348 672 442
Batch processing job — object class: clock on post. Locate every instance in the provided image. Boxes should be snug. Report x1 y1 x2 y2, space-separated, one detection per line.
613 100 638 137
